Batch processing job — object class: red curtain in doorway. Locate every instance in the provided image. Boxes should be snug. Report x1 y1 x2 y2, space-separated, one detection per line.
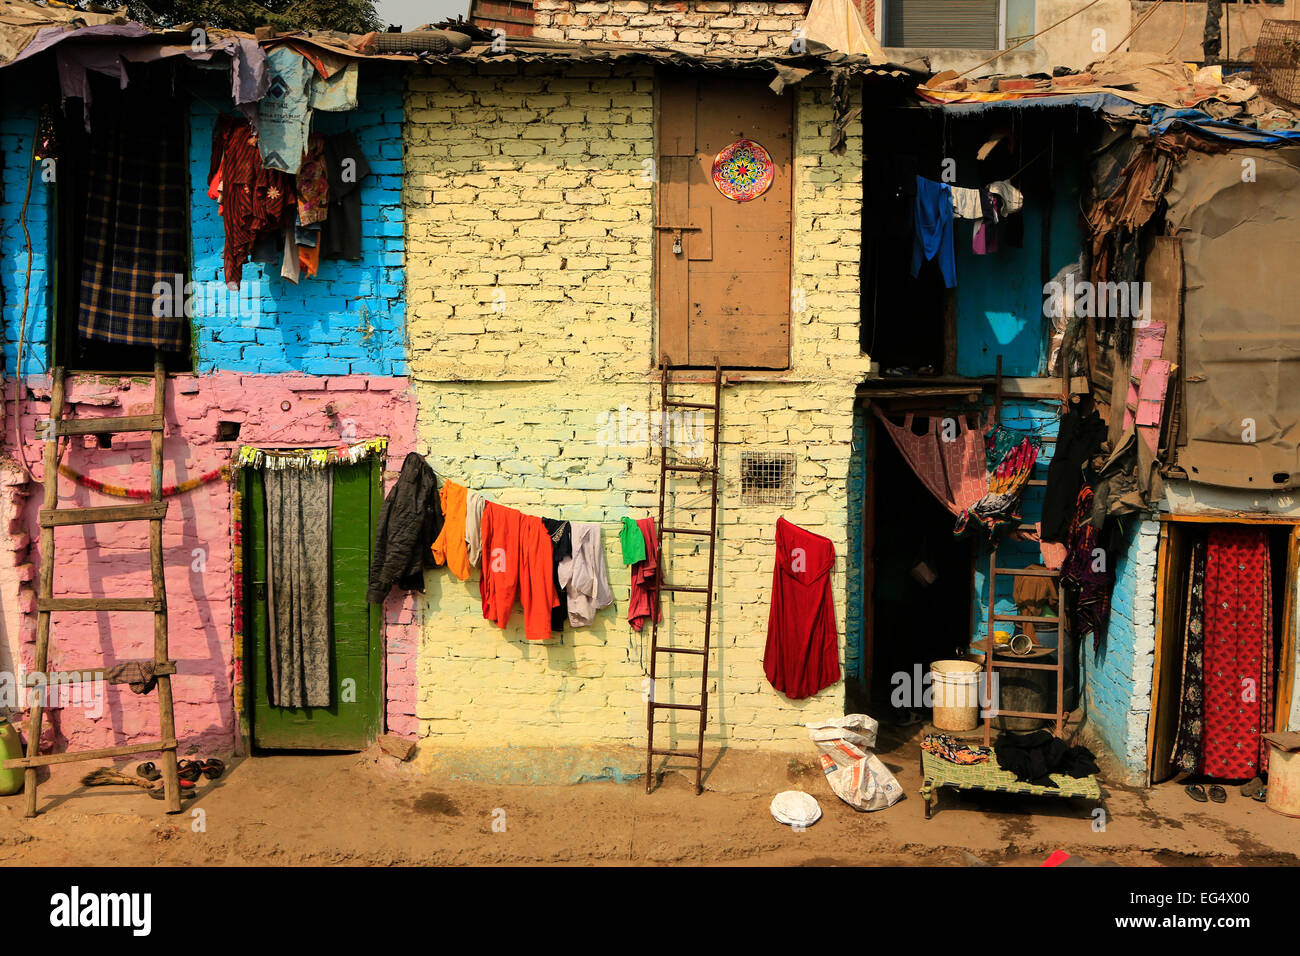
1201 526 1274 778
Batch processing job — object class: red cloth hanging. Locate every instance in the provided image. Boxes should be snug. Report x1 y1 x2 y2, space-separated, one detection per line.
628 516 661 632
764 517 840 700
1202 526 1273 779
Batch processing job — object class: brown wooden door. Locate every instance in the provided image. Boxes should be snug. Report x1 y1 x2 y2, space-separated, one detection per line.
656 73 793 369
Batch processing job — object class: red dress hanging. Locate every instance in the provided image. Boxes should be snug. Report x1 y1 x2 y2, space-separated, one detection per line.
764 517 841 700
1201 526 1273 779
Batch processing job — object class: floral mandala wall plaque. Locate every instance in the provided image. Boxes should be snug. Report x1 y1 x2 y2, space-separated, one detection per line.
711 138 774 202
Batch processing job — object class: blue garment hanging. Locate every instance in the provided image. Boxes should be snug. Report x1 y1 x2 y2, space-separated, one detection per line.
911 176 957 288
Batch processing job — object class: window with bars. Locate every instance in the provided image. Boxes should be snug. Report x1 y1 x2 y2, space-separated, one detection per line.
740 451 796 507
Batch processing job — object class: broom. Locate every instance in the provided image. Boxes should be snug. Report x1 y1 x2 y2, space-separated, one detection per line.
80 768 161 791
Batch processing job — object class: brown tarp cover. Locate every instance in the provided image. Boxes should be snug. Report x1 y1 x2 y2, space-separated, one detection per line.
1164 146 1300 489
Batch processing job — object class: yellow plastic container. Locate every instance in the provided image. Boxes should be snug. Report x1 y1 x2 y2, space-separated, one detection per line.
0 718 23 796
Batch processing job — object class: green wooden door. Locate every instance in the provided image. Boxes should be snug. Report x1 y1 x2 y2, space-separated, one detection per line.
244 460 382 750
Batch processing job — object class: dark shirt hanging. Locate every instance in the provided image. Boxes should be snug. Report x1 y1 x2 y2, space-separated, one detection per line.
1041 407 1108 543
367 453 443 603
542 517 572 633
321 131 371 261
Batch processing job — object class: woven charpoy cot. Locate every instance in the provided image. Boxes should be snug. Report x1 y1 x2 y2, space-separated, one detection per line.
919 749 1103 819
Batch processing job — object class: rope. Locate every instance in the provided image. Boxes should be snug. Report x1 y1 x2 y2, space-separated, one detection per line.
956 0 1106 79
57 462 230 499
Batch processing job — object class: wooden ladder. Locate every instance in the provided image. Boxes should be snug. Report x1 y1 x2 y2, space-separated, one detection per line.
5 357 182 815
645 358 722 795
983 553 1068 745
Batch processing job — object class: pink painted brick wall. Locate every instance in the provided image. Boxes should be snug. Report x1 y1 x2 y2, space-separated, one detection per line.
4 371 418 757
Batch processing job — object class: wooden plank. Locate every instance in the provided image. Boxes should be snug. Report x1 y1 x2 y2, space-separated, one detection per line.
38 597 163 612
26 367 64 816
1276 525 1300 733
5 739 177 770
26 662 177 685
687 206 712 260
54 413 162 436
40 502 167 527
657 153 692 366
151 357 182 814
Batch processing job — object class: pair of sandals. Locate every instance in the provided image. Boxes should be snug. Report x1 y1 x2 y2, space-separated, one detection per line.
1186 777 1268 804
1186 783 1227 803
137 758 225 799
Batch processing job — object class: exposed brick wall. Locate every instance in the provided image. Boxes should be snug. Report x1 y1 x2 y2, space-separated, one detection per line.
1082 517 1159 785
533 0 811 54
188 65 408 377
0 66 419 751
404 63 866 753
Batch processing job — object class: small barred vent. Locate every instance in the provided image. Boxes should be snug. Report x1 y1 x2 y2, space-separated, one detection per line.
740 451 795 507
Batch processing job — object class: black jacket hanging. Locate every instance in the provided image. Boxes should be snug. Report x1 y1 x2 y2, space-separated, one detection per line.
1041 407 1108 543
367 453 443 603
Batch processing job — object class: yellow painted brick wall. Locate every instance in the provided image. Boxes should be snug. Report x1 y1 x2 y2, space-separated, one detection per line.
404 63 866 750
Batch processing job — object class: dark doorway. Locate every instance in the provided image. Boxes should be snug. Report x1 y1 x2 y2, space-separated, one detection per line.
866 407 976 720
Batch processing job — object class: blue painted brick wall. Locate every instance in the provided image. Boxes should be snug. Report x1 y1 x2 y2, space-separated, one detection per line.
190 63 407 376
1 82 52 378
971 397 1062 645
1 63 406 379
1082 516 1159 783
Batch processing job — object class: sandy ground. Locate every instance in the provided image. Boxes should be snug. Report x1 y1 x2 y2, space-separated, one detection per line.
2 723 1297 866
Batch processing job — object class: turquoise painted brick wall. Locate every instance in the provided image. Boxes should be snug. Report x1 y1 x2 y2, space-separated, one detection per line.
190 64 407 375
1 83 51 378
1082 516 1159 784
846 402 866 682
971 397 1061 646
0 64 405 379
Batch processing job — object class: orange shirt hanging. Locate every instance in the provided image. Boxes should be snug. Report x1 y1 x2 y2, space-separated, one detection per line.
431 480 472 581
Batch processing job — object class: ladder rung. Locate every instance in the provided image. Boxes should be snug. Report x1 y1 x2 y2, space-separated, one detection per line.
54 414 163 436
990 660 1060 671
992 614 1060 624
661 584 709 594
663 400 717 411
26 661 178 685
656 645 706 656
661 526 712 536
989 710 1061 721
649 748 700 759
665 464 715 474
40 502 168 527
4 738 177 770
649 701 703 711
38 597 163 612
990 567 1059 578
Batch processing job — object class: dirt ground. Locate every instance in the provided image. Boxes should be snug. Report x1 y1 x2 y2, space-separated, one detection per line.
3 723 1297 866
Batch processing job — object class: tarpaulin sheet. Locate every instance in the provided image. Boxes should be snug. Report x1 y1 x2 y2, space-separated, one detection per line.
1147 107 1300 147
1164 147 1300 489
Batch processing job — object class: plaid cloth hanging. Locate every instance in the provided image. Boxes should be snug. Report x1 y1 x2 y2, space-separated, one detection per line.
77 86 189 353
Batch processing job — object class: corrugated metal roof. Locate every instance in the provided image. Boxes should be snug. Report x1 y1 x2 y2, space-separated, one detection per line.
416 40 923 82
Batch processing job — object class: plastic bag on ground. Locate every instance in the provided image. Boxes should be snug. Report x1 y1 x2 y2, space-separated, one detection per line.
806 714 904 812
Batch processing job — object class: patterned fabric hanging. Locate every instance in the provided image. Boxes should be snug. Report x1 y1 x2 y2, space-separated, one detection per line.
953 427 1041 535
1171 539 1208 774
1201 527 1273 779
234 437 388 471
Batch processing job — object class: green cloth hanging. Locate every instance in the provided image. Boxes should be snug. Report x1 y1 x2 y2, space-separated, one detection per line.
620 516 647 565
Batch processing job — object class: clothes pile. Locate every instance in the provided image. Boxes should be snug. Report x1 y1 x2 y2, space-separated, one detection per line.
993 729 1099 787
921 732 991 765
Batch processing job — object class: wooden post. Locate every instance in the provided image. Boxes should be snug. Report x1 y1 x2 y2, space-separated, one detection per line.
24 369 65 816
152 357 182 814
